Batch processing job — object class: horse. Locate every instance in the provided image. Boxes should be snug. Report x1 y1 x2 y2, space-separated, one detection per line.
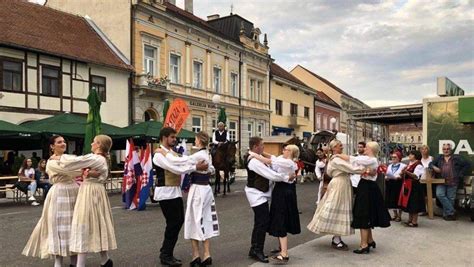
212 141 238 196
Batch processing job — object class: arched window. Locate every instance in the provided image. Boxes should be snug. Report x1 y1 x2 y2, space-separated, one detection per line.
143 108 158 121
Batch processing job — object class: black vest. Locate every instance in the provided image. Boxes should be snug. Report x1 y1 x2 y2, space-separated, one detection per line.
245 157 270 192
215 130 227 142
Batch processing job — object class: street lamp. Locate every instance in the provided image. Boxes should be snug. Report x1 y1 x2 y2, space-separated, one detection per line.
330 117 336 129
212 94 221 131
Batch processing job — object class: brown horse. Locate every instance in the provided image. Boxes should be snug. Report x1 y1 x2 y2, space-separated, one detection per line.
212 141 238 196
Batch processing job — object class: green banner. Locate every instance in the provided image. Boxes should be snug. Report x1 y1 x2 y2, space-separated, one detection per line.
427 100 474 171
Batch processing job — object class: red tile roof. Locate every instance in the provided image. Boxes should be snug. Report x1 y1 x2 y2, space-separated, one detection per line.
316 91 341 109
0 0 132 71
295 65 354 98
270 63 308 88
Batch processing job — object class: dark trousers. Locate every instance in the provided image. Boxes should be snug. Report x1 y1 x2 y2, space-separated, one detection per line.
38 183 51 199
159 197 184 259
251 201 270 252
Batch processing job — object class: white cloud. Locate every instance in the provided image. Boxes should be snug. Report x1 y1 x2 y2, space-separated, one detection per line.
194 0 474 106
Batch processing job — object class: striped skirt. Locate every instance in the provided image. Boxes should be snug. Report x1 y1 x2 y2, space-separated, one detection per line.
184 184 220 241
307 176 354 236
23 182 79 258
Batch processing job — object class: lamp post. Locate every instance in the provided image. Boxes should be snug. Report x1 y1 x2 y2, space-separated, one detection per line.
212 94 221 131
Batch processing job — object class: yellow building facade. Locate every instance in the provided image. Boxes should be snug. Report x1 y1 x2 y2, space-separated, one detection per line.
269 63 314 138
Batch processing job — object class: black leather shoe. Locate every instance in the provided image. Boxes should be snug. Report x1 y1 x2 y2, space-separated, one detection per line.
353 246 370 254
190 257 201 267
160 257 182 266
100 259 113 267
201 256 212 266
172 257 182 264
249 250 269 263
368 241 376 249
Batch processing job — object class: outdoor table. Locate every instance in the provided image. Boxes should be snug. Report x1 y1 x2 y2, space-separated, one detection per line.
420 171 445 219
0 176 18 181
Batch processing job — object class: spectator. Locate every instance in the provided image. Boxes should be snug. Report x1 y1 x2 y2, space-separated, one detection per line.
31 152 41 167
431 143 471 221
385 152 406 222
419 145 433 216
13 158 39 206
399 150 425 227
35 159 51 199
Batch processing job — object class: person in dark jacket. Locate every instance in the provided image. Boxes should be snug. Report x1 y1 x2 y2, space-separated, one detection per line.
431 143 471 220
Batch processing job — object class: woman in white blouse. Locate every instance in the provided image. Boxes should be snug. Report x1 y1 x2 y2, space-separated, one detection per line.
385 151 406 222
399 150 426 227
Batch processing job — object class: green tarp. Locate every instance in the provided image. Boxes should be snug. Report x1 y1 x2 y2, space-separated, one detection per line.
0 120 40 137
21 113 132 138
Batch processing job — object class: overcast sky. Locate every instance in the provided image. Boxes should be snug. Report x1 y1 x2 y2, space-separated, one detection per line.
182 0 473 107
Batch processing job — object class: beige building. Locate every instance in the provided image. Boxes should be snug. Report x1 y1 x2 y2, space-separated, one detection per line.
269 63 314 138
47 0 272 155
0 1 131 127
290 65 374 145
389 124 423 150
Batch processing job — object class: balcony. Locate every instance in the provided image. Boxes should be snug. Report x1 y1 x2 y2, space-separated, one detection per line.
133 73 169 98
289 115 310 126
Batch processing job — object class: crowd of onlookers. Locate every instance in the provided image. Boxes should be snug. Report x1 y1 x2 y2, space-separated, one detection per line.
3 154 52 206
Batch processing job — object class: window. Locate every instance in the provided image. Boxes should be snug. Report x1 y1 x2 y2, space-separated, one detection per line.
322 114 328 130
275 100 282 115
250 79 255 100
213 67 221 93
169 53 180 84
144 45 156 76
42 66 60 96
192 117 202 133
397 136 401 142
257 81 263 102
257 123 263 137
391 136 394 142
90 75 106 102
230 73 238 97
1 59 22 92
212 119 217 133
316 113 321 130
193 61 203 89
290 103 298 116
418 135 421 142
304 107 309 119
247 122 254 138
229 121 237 141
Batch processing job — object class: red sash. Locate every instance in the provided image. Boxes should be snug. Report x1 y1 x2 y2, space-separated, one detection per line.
398 161 421 208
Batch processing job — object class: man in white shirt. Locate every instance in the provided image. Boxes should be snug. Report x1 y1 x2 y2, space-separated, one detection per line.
152 127 208 266
211 122 229 157
350 141 366 193
245 137 295 263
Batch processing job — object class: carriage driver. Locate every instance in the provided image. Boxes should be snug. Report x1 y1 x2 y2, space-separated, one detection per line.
211 122 230 156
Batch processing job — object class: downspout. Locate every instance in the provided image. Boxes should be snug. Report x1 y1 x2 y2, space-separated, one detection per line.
238 52 243 160
129 4 135 125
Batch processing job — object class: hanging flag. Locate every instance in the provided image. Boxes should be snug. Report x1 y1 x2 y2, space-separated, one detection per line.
164 98 190 134
129 145 143 210
122 139 136 209
136 143 154 210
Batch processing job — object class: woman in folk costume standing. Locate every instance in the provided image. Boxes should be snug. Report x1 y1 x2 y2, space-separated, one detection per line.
23 135 79 267
307 139 368 250
338 141 391 254
385 151 406 222
399 150 425 227
158 131 218 266
249 144 301 264
55 135 116 267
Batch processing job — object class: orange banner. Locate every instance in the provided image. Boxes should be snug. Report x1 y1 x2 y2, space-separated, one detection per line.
164 98 190 134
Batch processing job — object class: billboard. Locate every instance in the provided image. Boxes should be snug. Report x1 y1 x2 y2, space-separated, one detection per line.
437 77 465 97
426 98 474 171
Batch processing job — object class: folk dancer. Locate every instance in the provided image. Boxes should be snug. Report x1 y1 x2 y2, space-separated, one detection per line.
152 127 208 266
245 137 295 263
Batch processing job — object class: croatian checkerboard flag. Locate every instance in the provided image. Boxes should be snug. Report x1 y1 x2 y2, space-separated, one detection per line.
122 139 141 210
135 144 154 210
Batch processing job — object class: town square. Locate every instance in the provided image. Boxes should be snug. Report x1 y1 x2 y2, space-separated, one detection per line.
0 0 473 266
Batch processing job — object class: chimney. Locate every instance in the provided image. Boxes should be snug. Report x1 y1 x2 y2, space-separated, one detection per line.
185 0 193 13
207 14 220 21
167 0 176 5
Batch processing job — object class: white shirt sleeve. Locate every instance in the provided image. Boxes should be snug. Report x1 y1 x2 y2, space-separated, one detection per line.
153 153 196 175
350 155 375 166
226 131 230 142
271 156 297 174
413 164 425 179
212 131 218 145
315 160 323 179
248 158 290 183
165 152 196 165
